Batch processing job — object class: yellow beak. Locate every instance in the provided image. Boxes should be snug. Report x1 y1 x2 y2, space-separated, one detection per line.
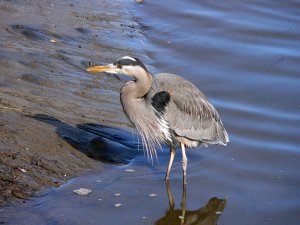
86 65 112 73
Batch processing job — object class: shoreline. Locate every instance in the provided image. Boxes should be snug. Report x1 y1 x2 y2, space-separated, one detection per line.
0 0 144 206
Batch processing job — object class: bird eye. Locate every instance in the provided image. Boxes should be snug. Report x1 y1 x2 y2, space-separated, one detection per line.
113 60 122 69
117 63 122 69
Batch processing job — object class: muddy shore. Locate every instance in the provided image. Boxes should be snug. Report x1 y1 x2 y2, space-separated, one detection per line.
0 0 143 206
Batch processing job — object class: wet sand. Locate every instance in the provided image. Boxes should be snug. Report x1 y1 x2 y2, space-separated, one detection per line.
0 0 142 206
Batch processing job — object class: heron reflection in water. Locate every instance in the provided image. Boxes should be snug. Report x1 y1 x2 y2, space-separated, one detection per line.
155 181 226 225
86 56 229 183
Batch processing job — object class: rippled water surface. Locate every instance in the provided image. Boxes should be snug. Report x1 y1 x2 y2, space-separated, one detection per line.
2 0 300 224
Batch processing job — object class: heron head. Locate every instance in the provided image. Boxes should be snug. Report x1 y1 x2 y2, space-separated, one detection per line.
86 56 149 77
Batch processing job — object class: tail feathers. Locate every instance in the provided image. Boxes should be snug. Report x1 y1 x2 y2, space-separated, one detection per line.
215 120 229 146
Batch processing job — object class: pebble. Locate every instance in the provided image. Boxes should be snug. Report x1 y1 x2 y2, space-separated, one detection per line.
114 203 122 208
135 0 144 3
149 193 157 197
73 188 92 196
19 168 26 173
114 193 121 197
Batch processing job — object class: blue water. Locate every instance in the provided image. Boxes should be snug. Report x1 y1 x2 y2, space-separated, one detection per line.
136 1 300 224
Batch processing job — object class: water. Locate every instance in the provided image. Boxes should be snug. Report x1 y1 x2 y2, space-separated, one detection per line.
2 0 300 224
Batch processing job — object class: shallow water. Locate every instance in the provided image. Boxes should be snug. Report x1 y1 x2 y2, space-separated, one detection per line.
2 0 300 225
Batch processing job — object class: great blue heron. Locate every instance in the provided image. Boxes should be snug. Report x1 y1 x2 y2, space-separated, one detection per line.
86 56 229 183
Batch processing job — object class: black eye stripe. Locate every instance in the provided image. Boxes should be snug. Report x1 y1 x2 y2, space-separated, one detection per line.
119 59 138 66
113 57 148 72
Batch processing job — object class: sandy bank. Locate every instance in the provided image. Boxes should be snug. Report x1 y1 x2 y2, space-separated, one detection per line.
0 0 144 206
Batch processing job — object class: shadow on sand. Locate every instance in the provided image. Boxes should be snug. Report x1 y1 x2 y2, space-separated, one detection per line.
29 114 142 164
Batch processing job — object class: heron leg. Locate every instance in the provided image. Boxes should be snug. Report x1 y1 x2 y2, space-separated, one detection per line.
165 145 176 181
181 143 188 185
180 178 187 223
165 180 175 211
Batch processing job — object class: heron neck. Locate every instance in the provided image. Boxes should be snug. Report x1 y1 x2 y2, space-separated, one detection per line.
121 70 152 99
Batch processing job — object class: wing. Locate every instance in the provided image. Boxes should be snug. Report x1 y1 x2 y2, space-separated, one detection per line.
150 73 229 145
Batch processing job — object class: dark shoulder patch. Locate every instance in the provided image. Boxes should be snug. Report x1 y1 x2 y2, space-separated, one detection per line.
151 91 171 114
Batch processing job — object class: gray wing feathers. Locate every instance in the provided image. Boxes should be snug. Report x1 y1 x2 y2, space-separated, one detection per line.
154 73 229 145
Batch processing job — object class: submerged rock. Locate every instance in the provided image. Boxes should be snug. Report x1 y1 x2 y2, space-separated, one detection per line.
114 203 122 208
73 188 92 196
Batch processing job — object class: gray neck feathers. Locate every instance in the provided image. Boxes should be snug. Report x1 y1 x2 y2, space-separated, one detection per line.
120 69 167 162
